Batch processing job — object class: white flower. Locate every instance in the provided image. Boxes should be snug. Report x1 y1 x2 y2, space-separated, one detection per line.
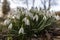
16 15 20 19
8 23 12 30
22 17 30 25
46 12 55 17
26 19 30 25
4 19 11 25
33 14 39 21
19 27 24 34
22 12 25 15
28 13 33 18
54 15 60 20
12 16 15 19
46 13 51 17
43 15 47 20
34 34 37 37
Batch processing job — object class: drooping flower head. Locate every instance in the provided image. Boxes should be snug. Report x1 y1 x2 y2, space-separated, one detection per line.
22 17 30 25
18 25 24 34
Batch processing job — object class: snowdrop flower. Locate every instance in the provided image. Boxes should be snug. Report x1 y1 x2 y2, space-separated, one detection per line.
12 16 15 19
33 14 39 21
45 11 53 17
22 12 25 15
54 15 60 20
34 34 37 37
16 15 20 19
26 19 30 25
46 13 51 17
22 17 30 25
28 13 33 18
19 27 24 34
43 15 47 20
8 23 12 30
46 12 55 17
4 19 11 25
33 16 35 20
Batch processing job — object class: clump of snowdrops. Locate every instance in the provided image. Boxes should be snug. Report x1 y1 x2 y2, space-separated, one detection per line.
4 8 56 40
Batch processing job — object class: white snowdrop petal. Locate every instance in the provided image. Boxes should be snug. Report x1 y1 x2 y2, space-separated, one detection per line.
19 27 24 34
33 16 36 20
4 19 11 25
35 15 39 21
54 15 60 20
8 23 12 30
26 19 30 25
22 17 30 25
12 16 15 19
16 15 20 19
33 14 39 21
43 15 47 20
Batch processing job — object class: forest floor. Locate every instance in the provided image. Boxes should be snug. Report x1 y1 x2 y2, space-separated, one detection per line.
53 36 60 40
